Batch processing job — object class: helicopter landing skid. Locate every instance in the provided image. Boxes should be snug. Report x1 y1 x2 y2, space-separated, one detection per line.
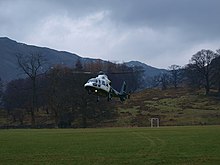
97 96 100 102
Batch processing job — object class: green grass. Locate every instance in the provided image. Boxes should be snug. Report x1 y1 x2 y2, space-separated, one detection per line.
0 126 220 165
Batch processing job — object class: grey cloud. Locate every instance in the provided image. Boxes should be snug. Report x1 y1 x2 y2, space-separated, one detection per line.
1 0 220 68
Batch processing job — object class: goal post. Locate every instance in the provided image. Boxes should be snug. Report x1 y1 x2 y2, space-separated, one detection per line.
150 118 160 127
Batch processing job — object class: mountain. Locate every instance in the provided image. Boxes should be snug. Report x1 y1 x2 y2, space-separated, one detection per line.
0 37 165 86
125 61 166 77
125 61 167 88
0 37 84 82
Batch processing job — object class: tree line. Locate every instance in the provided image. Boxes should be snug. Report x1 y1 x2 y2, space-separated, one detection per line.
0 48 219 128
0 54 141 128
152 49 220 95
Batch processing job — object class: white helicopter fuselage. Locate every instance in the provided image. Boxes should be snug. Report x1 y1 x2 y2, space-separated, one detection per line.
84 74 111 95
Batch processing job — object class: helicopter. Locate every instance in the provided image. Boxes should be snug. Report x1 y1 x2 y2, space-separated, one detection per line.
84 72 130 102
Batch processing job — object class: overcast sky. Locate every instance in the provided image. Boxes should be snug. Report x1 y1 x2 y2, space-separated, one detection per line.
1 0 220 68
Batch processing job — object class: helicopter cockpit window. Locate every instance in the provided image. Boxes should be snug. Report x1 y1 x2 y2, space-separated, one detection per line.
88 78 97 83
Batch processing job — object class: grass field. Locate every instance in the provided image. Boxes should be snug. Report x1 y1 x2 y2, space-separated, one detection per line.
0 126 220 165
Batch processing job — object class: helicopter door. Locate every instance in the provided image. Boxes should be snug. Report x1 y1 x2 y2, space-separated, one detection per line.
98 79 101 87
101 80 110 92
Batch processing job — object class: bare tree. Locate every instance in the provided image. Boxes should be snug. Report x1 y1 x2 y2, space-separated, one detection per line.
152 73 170 90
16 53 46 127
3 79 32 125
160 73 170 90
75 58 83 71
190 49 218 95
168 65 181 88
184 63 203 89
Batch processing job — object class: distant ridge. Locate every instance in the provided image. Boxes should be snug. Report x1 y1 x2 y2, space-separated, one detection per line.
0 37 165 86
0 37 81 81
125 61 166 77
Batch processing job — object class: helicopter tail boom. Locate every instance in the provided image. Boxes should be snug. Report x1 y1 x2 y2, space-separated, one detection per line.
119 81 129 101
120 81 126 94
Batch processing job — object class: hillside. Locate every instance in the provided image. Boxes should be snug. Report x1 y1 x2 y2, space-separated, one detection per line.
1 87 220 128
115 88 220 127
